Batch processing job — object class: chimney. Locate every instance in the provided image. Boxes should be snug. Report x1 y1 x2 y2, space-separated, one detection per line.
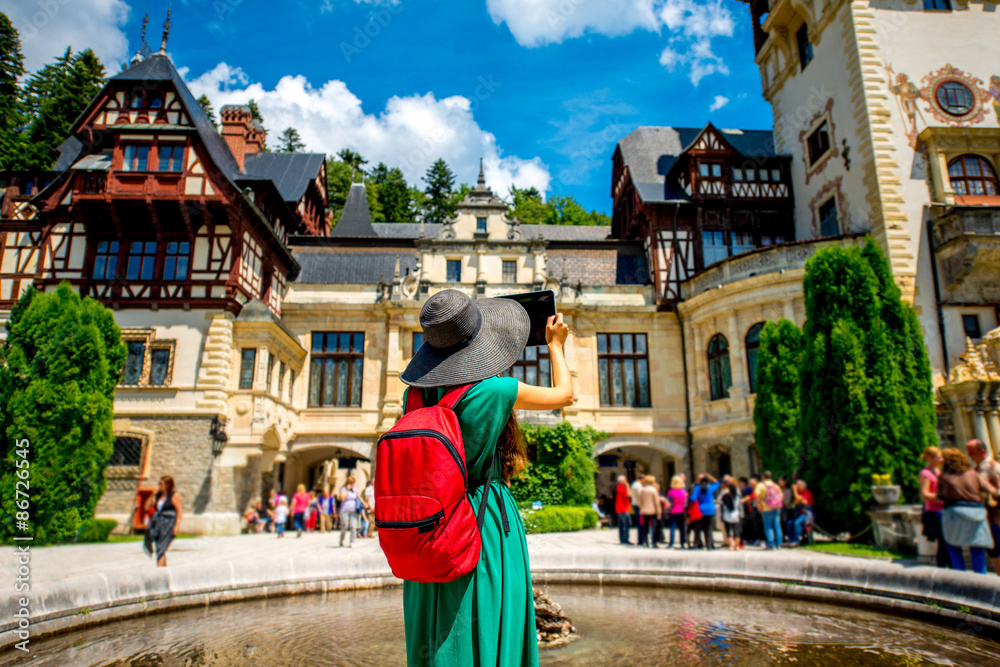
220 104 266 171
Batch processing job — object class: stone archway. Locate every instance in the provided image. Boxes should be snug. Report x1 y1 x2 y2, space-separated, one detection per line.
593 437 688 501
707 444 732 479
282 437 375 496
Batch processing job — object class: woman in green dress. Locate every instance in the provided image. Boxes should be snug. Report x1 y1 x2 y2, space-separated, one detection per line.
399 289 573 667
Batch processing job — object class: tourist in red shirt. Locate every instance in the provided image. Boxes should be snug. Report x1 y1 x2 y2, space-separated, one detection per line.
614 475 632 545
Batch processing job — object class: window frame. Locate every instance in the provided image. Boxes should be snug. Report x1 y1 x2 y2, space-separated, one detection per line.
923 0 951 10
947 154 999 197
239 348 256 390
121 144 151 172
476 217 488 233
818 197 839 237
125 241 158 281
92 240 120 280
156 144 186 173
502 259 517 283
501 345 551 387
797 23 814 71
746 323 764 394
807 122 831 166
118 329 175 387
308 332 365 408
707 333 732 402
962 314 982 340
596 333 651 408
446 259 462 283
162 240 190 281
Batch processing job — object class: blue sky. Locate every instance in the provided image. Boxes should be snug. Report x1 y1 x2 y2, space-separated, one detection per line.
3 0 774 215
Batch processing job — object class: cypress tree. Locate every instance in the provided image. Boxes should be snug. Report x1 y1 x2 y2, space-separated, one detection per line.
753 319 803 481
0 12 25 171
0 284 126 544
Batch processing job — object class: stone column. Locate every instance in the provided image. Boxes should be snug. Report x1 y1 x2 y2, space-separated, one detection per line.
382 315 403 428
727 311 747 394
973 399 992 456
692 323 707 398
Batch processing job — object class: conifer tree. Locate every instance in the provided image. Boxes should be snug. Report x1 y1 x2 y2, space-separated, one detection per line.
0 284 126 544
196 93 217 128
753 319 803 481
423 158 456 224
370 162 415 221
0 12 25 170
277 127 306 153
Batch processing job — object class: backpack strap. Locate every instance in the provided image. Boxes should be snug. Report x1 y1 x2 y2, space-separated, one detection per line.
403 387 423 414
437 383 478 410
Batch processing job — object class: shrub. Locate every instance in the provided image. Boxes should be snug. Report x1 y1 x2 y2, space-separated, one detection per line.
75 518 117 543
510 421 606 508
520 506 599 534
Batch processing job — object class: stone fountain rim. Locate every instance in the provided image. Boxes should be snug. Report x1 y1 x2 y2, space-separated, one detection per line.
2 547 999 651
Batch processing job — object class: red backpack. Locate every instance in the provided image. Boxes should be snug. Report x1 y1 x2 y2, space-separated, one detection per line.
374 383 496 583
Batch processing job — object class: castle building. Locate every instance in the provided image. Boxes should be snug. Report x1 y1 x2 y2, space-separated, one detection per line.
2 3 999 533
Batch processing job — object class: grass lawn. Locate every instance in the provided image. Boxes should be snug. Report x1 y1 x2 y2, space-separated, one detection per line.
803 542 907 560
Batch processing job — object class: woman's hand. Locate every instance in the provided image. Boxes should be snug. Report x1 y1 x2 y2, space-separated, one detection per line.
545 313 569 348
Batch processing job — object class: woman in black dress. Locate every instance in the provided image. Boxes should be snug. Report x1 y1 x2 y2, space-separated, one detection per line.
143 475 182 566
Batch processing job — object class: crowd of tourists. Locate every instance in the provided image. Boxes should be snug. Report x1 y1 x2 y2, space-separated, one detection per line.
244 476 378 547
608 469 814 550
920 439 1000 576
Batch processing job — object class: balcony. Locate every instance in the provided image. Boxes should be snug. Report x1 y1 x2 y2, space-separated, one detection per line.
932 207 1000 299
682 234 865 299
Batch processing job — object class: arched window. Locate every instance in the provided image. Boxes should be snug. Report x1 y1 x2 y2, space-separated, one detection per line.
707 334 732 401
948 155 999 196
746 322 765 393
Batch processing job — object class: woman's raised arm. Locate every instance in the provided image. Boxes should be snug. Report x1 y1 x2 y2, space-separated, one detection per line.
513 313 574 411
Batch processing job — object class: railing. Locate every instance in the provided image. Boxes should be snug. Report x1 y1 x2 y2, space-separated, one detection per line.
682 235 865 299
932 207 1000 248
76 172 107 195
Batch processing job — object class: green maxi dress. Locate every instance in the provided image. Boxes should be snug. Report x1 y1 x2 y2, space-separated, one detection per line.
402 376 539 667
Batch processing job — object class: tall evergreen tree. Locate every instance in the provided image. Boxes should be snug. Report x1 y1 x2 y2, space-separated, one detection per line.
796 239 933 532
22 48 105 170
326 156 382 224
0 13 25 170
277 127 306 153
423 158 456 224
196 93 217 128
0 284 126 544
370 162 415 221
753 319 803 481
247 98 263 125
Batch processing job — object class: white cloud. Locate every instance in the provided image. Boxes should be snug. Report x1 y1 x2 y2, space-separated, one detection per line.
709 95 729 112
1 0 131 72
488 0 735 84
185 63 551 197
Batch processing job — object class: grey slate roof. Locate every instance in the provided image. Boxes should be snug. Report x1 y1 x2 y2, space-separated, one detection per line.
294 250 416 284
243 153 325 203
616 125 778 204
547 248 649 286
330 183 378 238
371 223 442 238
235 297 298 340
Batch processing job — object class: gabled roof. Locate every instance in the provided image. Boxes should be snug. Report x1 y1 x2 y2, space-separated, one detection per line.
243 153 325 203
106 55 244 181
329 183 377 238
615 125 779 204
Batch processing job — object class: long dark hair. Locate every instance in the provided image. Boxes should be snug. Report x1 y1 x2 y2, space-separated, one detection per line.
496 411 529 484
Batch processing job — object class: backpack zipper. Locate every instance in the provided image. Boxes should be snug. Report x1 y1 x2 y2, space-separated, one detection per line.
379 429 468 488
375 510 445 531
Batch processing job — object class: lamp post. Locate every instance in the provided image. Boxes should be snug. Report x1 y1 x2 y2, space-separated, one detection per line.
209 416 228 534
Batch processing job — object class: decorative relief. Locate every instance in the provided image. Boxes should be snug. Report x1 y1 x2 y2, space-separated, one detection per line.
920 65 991 127
808 176 846 236
799 98 839 185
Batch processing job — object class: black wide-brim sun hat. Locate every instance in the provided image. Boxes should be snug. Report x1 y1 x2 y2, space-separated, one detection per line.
401 289 530 388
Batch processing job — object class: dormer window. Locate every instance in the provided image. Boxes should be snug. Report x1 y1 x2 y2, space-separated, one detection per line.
121 145 150 172
149 97 162 109
476 217 487 233
157 145 185 172
699 162 722 179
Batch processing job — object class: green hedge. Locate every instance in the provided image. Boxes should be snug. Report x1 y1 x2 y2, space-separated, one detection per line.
75 518 117 543
520 506 598 534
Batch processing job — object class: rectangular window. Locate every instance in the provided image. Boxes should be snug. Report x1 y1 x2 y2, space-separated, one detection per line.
157 145 185 173
963 314 982 339
308 332 364 407
266 356 274 393
924 0 951 8
92 241 119 280
239 348 256 390
501 346 551 387
502 260 517 283
148 348 171 386
744 168 756 181
413 332 425 355
807 122 831 165
771 168 781 181
121 145 150 172
699 162 722 179
596 333 650 407
109 436 143 467
758 169 769 182
476 217 487 233
278 361 286 399
122 341 145 385
446 259 462 283
797 23 814 70
819 198 839 237
703 230 728 266
162 241 190 281
732 231 755 256
125 241 157 281
732 169 744 182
